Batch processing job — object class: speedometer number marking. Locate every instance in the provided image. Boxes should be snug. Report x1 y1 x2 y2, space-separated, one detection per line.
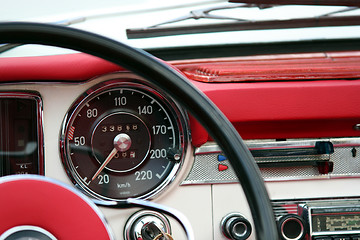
152 125 167 135
138 105 153 115
86 108 98 118
114 96 127 106
150 149 167 159
135 170 153 181
74 136 86 146
97 174 110 185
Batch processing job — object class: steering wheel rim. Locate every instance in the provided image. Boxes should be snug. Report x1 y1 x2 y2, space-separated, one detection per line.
0 22 278 239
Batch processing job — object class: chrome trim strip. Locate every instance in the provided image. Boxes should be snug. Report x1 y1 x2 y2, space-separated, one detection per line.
195 143 222 155
331 137 360 147
312 230 360 236
195 139 331 155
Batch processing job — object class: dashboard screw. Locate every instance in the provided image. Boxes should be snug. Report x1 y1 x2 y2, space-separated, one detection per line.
173 154 181 161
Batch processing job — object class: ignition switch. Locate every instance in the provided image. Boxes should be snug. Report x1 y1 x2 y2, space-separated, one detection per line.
124 210 172 240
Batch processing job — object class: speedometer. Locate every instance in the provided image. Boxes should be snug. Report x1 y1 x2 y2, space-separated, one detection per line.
60 78 189 201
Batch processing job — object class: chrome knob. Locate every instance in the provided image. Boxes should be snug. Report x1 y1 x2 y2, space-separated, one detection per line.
221 213 252 240
278 214 306 240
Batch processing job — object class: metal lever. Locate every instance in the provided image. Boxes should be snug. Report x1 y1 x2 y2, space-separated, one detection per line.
250 141 334 158
249 141 335 174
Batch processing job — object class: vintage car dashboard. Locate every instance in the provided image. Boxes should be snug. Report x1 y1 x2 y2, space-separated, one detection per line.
1 50 360 240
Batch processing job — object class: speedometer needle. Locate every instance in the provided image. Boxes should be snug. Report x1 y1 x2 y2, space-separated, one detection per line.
91 133 132 181
91 148 118 181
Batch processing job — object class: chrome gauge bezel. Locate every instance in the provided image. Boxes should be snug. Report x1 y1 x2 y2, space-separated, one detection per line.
60 77 190 202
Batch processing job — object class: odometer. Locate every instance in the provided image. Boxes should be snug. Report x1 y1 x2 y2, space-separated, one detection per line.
60 79 189 201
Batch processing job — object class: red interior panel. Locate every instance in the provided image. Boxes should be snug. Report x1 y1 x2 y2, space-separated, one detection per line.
174 52 360 83
188 79 360 143
1 51 360 145
0 53 122 82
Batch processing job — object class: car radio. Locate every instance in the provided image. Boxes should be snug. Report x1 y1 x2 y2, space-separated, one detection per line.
273 199 360 240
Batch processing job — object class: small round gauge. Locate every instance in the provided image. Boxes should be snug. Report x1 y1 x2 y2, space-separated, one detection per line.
60 78 189 201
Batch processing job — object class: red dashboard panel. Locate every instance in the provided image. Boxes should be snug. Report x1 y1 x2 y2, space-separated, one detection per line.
173 52 360 144
1 51 360 146
190 79 360 143
174 52 360 83
0 53 121 82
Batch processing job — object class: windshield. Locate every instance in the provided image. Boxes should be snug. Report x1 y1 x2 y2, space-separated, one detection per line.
1 0 360 56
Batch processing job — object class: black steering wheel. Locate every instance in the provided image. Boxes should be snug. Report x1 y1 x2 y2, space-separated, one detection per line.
0 22 278 239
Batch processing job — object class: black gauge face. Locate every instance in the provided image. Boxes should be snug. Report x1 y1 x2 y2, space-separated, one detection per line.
60 79 188 201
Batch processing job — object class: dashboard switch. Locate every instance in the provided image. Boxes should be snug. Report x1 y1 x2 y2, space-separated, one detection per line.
221 213 252 240
218 155 227 161
218 164 228 171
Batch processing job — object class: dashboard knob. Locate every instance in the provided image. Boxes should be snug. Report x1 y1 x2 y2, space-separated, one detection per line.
221 213 252 240
278 214 306 240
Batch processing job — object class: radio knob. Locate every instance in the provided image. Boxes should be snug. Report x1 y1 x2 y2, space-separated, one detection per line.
278 214 306 240
221 213 252 240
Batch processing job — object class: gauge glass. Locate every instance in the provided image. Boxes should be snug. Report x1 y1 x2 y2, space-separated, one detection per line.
60 79 188 201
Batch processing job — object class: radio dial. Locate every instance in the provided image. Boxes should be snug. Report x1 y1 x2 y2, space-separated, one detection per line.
278 214 306 240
